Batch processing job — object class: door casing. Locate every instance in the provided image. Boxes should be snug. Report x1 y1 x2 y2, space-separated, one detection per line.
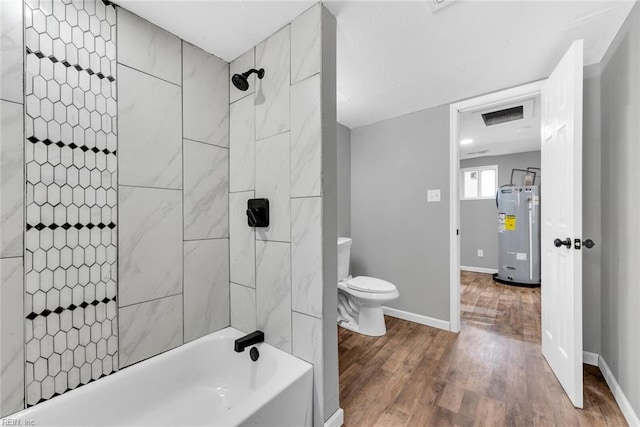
449 80 545 332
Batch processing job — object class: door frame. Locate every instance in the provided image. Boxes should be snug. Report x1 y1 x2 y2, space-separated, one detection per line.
448 80 546 332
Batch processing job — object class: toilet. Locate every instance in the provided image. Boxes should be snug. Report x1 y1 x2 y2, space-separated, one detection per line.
337 237 399 336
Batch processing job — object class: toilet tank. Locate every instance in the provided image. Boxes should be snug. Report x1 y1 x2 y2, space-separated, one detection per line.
337 237 352 282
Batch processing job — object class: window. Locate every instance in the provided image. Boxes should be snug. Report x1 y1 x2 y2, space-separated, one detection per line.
460 165 498 200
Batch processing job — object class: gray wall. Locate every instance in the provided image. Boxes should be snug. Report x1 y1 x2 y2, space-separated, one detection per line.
350 65 604 349
582 64 602 355
337 123 351 237
351 105 451 321
600 1 640 417
460 151 541 270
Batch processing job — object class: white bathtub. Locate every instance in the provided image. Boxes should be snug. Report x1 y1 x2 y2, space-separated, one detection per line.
6 327 313 426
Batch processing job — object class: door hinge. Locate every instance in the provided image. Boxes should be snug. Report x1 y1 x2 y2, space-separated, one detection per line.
574 238 581 250
457 229 459 236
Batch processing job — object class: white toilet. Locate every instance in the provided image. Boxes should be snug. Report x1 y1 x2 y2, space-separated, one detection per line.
337 237 399 336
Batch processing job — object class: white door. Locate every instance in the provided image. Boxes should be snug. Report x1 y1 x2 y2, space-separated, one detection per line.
540 40 584 408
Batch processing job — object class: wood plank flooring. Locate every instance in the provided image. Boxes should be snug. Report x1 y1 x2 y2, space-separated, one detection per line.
338 271 626 426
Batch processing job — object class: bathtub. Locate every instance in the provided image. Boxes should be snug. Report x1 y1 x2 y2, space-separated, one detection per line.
5 327 313 426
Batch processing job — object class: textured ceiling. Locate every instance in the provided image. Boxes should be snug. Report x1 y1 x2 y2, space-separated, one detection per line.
114 0 635 129
328 0 634 128
459 94 541 160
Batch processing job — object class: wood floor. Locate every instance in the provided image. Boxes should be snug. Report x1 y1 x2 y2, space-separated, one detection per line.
338 271 626 426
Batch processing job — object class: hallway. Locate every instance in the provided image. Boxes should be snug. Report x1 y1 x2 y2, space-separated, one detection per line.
338 271 626 426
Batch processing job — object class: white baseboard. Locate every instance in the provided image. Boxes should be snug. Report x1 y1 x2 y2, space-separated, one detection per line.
582 351 599 366
324 408 344 427
383 306 450 331
599 356 640 426
460 266 498 274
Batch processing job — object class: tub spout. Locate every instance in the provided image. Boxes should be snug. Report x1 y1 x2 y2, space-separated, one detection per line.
234 331 264 352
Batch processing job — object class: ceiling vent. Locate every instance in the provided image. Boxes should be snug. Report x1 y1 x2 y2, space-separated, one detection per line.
427 0 457 13
482 105 524 126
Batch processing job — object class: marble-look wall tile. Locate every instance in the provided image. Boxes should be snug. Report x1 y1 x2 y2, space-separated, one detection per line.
119 295 183 367
0 0 23 103
290 74 321 197
255 132 290 242
230 48 255 103
229 191 255 287
184 239 230 342
118 65 182 189
184 140 229 240
0 257 24 416
183 42 229 147
119 186 182 307
229 94 255 192
230 283 256 334
291 4 321 85
256 241 291 352
293 311 324 427
255 26 290 140
291 197 322 318
117 7 181 85
0 101 23 257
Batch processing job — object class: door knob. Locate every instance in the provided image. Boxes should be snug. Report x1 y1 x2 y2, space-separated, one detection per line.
554 238 571 248
584 239 595 249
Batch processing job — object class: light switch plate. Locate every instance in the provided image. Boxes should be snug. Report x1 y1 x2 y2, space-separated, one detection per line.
427 189 441 202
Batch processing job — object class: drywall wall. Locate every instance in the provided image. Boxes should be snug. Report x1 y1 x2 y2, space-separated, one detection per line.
582 64 602 355
460 150 541 271
337 123 351 237
350 65 603 346
600 0 640 417
351 105 451 321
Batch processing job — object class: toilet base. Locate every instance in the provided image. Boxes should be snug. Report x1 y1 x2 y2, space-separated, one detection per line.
338 319 359 334
338 305 387 337
358 305 387 336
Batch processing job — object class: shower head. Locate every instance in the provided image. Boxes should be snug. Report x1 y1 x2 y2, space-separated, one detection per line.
231 68 265 91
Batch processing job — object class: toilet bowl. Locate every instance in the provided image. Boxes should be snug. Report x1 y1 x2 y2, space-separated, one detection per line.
337 238 399 336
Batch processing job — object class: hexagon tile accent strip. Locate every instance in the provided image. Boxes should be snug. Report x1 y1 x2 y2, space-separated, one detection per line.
24 0 118 407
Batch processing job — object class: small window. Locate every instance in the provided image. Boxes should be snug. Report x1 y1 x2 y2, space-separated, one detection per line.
461 165 498 200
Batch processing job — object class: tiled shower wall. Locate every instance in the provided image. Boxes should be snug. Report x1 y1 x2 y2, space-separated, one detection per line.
228 4 338 425
115 9 229 367
0 1 230 416
1 0 26 416
22 0 118 407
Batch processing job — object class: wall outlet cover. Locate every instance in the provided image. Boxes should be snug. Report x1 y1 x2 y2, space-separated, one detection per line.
427 189 441 202
478 249 484 257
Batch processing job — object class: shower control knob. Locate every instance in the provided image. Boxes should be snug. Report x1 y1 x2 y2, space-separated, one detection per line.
554 238 571 248
584 239 595 249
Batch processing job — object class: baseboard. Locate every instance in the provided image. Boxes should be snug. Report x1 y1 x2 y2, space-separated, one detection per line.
599 356 640 426
582 351 599 366
383 306 450 331
324 408 344 427
460 266 499 274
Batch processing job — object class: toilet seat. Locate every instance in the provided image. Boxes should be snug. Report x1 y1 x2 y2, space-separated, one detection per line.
345 276 396 293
